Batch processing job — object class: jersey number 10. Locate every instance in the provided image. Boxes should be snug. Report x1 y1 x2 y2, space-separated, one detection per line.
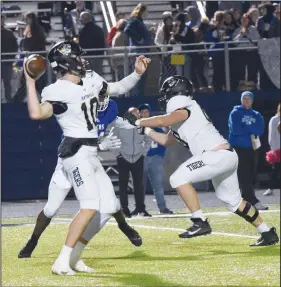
81 98 98 131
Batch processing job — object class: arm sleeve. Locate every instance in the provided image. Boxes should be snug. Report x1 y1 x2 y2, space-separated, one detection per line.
106 100 118 124
249 112 264 136
232 28 243 41
155 26 164 49
257 18 263 37
10 31 19 53
251 27 261 41
124 19 144 44
228 111 250 136
106 27 117 45
268 118 274 149
107 71 141 97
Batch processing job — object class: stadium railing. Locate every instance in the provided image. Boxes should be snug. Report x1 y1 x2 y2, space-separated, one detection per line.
1 38 280 103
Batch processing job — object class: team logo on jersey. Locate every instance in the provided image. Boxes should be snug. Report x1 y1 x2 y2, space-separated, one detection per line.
187 160 205 171
73 167 84 187
168 78 177 87
59 44 71 55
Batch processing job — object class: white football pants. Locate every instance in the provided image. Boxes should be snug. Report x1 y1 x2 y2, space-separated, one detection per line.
169 149 243 212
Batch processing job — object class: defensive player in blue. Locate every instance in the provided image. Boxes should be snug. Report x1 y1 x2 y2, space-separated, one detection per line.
18 99 142 266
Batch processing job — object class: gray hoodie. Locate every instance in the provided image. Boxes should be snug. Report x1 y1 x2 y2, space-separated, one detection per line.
112 125 152 163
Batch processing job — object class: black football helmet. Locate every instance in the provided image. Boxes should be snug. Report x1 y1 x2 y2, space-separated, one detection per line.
48 41 87 77
158 75 193 110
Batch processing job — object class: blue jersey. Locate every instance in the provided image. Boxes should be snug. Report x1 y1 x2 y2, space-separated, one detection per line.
61 99 118 140
147 127 166 157
97 99 118 136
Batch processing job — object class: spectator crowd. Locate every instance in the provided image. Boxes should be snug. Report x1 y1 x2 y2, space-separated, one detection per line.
1 1 281 103
107 2 280 95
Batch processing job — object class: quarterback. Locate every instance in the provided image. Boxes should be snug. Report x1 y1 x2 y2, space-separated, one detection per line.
24 40 150 275
18 100 142 272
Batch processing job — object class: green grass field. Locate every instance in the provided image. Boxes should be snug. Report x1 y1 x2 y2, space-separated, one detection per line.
2 208 280 287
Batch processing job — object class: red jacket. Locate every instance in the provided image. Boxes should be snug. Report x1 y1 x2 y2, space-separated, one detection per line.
107 26 117 46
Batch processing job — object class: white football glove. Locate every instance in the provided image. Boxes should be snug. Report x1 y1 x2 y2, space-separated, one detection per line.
99 132 122 151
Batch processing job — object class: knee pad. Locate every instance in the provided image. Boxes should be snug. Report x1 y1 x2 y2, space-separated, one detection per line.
234 201 259 223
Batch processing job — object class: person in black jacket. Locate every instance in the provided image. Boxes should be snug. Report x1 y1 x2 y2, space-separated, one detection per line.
13 13 47 103
1 15 18 103
79 11 105 75
171 12 195 79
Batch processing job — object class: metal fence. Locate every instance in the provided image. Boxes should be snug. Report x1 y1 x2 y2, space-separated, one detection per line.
1 38 280 103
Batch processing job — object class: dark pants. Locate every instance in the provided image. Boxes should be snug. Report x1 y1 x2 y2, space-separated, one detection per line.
235 147 259 205
269 163 280 190
212 53 225 91
1 63 14 103
159 55 176 88
191 54 208 90
117 156 146 212
231 50 259 91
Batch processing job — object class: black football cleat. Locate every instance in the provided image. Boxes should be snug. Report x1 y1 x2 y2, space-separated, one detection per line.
250 227 279 247
122 208 132 218
179 218 212 239
118 223 142 246
18 238 38 258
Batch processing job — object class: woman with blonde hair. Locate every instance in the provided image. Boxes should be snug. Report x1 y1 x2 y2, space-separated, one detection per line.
264 103 280 196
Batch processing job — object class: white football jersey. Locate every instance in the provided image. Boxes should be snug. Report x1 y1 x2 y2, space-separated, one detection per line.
41 71 108 138
166 95 227 156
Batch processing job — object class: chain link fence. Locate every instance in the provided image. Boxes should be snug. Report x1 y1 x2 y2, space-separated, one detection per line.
1 39 280 103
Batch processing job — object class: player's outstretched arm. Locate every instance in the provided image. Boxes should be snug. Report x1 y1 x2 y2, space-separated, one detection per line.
24 63 53 120
110 117 135 129
107 55 151 97
125 109 189 128
144 129 177 147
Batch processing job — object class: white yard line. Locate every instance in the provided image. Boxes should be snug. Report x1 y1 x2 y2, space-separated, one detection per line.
3 209 280 223
106 222 260 239
123 209 280 220
3 209 276 239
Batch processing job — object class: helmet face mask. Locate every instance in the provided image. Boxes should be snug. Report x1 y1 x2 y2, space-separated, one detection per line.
97 94 109 112
158 76 193 110
48 41 87 77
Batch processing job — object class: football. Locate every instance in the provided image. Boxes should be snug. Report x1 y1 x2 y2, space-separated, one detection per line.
24 54 48 80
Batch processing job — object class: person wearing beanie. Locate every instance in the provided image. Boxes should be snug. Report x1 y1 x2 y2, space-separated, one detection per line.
228 91 267 210
139 104 173 214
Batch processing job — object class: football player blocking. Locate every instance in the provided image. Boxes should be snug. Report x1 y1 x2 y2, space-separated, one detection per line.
23 41 150 275
124 76 279 247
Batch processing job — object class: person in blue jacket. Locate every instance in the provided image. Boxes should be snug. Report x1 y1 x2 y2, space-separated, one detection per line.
139 104 173 214
228 91 267 210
